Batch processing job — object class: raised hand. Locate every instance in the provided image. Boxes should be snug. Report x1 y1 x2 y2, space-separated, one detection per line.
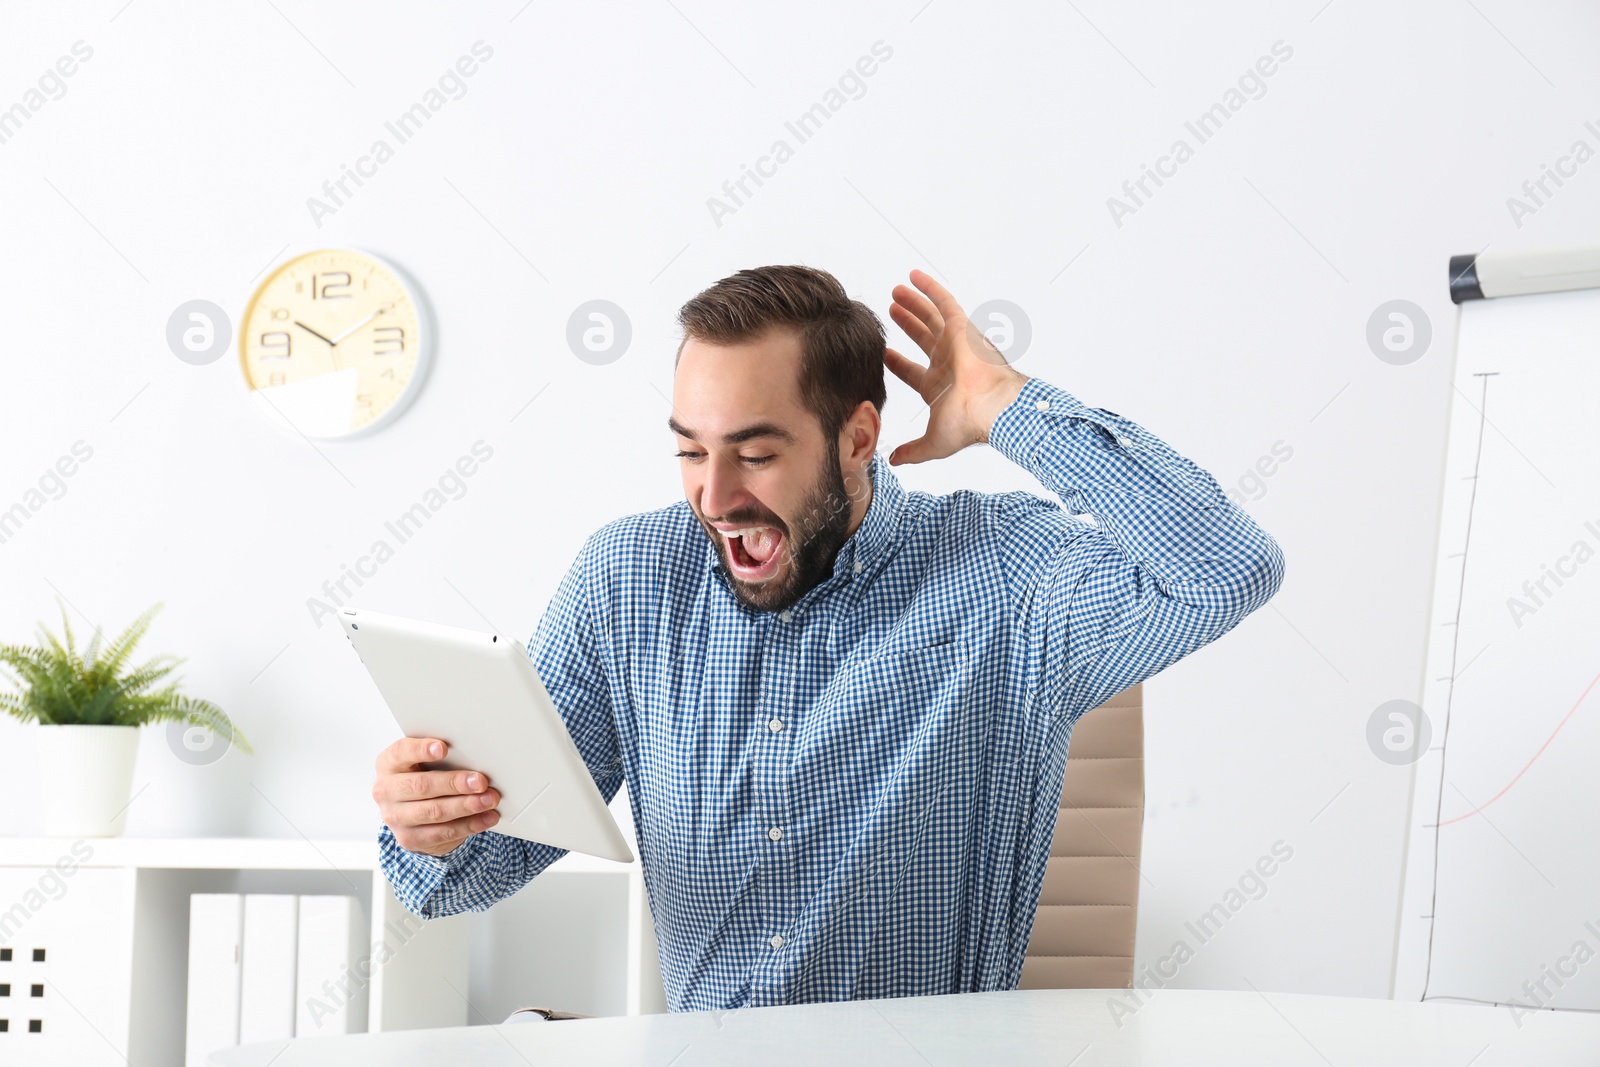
885 269 1029 466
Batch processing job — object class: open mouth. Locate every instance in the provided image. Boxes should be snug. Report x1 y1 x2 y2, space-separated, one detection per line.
719 525 785 583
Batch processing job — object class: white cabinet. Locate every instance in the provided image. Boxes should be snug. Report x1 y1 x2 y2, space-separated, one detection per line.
0 858 136 1066
0 837 661 1065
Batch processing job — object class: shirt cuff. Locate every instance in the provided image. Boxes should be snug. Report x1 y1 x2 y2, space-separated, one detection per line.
988 376 1231 514
434 833 483 870
988 377 1111 468
378 823 479 916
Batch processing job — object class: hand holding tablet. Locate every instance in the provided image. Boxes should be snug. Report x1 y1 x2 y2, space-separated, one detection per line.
345 608 635 864
372 736 501 857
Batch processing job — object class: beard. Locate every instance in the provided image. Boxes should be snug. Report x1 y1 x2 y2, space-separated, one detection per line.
698 439 855 614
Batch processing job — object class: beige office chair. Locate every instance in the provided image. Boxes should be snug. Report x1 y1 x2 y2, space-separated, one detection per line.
1019 683 1144 990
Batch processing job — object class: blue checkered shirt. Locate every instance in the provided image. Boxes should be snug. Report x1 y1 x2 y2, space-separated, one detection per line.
379 377 1284 1011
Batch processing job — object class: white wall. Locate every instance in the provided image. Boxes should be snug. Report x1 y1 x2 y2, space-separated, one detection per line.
2 0 1597 1008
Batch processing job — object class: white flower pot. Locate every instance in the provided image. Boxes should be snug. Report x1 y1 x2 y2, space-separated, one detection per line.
36 724 141 837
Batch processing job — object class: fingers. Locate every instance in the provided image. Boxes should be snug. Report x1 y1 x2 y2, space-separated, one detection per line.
376 767 492 805
385 785 501 828
908 268 966 325
376 735 446 775
373 735 504 856
888 302 937 356
889 433 941 467
888 371 959 466
377 769 501 856
392 809 501 855
891 283 944 344
883 347 927 392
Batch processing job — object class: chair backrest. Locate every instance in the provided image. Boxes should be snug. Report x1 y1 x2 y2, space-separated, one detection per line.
1019 683 1144 990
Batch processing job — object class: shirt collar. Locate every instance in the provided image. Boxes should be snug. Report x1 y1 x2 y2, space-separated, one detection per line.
701 450 906 585
837 451 903 575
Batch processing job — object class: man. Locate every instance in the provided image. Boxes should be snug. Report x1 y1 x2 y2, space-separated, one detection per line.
372 266 1284 1011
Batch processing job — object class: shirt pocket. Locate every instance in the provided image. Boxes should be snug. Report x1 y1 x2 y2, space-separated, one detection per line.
847 640 964 717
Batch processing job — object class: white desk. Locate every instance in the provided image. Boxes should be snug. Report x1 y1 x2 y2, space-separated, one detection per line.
210 987 1600 1065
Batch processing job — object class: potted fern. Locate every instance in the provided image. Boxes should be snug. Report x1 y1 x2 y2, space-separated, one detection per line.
0 602 252 837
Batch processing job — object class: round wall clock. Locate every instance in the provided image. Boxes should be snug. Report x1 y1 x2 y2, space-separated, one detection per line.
239 249 429 438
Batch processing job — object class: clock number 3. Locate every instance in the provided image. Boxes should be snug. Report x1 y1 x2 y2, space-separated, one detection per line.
373 326 405 356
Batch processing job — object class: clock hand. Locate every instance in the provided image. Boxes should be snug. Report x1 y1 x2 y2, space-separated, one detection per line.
292 320 345 371
293 320 337 347
329 308 386 346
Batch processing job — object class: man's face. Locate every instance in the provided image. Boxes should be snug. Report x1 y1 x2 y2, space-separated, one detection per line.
671 328 863 613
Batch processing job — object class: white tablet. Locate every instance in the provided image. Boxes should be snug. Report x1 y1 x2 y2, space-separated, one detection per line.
339 608 635 863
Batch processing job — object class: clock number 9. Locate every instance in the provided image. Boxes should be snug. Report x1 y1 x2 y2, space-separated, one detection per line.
259 331 292 359
312 272 351 300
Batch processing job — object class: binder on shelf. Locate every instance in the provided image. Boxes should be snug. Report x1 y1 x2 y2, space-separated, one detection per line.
294 895 369 1035
185 893 243 1067
239 894 298 1043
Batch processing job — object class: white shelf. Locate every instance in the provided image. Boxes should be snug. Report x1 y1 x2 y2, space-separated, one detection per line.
1 836 379 871
1 835 641 875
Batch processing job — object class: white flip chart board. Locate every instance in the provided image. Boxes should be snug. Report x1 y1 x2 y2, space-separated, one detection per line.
1395 247 1600 1013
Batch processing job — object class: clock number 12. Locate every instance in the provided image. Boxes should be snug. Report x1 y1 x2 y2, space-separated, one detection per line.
312 272 351 300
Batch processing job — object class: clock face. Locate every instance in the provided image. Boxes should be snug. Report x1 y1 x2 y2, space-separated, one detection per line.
239 249 427 438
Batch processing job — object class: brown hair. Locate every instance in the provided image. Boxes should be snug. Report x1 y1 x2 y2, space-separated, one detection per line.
676 265 887 438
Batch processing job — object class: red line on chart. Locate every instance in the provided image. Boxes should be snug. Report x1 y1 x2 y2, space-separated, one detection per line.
1437 666 1600 827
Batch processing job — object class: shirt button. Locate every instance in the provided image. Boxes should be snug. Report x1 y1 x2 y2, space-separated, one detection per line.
767 826 783 842
769 935 785 950
767 717 784 733
1034 398 1051 412
779 610 793 623
852 560 863 575
1118 436 1133 447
